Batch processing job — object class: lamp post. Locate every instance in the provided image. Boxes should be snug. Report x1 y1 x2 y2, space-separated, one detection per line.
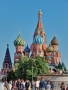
32 59 35 82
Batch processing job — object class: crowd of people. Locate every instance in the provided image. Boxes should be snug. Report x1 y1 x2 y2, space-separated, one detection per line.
1 76 68 90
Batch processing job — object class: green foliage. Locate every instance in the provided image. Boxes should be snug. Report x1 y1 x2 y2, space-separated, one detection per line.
7 71 17 81
15 56 29 79
15 56 49 80
14 63 19 70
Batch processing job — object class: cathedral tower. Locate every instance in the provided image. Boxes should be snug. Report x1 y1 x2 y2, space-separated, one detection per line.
51 35 59 51
45 35 61 66
32 34 44 57
33 10 47 50
51 35 61 65
30 11 47 57
3 44 12 74
14 33 25 64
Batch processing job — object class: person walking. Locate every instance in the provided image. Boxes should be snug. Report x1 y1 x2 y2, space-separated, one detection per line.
39 77 46 90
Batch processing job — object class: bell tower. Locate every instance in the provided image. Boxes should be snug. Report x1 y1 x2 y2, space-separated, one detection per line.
30 10 47 53
3 44 12 74
14 33 25 64
34 10 47 50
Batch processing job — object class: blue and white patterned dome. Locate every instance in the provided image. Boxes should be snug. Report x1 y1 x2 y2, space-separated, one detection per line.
33 34 44 44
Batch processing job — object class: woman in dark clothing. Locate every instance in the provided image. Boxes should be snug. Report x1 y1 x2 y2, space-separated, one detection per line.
25 80 30 90
60 82 65 90
50 81 54 90
16 79 21 90
21 79 25 90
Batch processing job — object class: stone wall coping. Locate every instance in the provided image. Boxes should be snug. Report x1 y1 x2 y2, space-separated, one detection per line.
38 74 68 76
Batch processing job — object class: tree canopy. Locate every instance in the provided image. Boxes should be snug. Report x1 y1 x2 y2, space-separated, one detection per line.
14 56 49 80
7 70 17 81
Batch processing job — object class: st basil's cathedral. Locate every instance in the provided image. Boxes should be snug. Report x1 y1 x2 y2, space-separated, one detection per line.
2 11 64 75
14 10 61 66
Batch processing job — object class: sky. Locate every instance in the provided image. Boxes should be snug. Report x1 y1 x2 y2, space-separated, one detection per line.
0 0 68 69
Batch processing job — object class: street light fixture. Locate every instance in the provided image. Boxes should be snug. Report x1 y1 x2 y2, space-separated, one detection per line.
32 59 36 82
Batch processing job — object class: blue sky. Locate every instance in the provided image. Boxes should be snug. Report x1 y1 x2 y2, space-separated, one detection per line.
0 0 68 69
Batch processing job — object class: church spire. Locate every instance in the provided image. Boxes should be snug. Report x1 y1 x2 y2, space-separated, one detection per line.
36 10 43 29
3 44 12 69
3 44 12 64
6 44 10 55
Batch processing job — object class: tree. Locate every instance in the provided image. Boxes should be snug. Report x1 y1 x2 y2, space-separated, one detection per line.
15 56 29 79
15 56 49 80
7 70 17 81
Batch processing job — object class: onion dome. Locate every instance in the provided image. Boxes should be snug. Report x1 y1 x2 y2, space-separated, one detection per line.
38 10 42 15
14 34 25 46
36 10 43 30
51 36 59 45
33 34 44 44
24 45 30 52
46 44 54 52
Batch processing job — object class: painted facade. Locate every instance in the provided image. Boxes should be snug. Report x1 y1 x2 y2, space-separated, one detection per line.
1 11 67 75
14 11 61 67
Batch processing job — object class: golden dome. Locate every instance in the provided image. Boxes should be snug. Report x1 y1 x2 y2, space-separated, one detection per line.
38 10 42 15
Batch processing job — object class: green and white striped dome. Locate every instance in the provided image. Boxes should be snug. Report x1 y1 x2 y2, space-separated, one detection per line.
14 34 25 46
46 44 54 52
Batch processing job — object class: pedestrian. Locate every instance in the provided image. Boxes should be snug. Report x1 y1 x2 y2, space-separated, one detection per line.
25 79 30 90
7 80 12 90
4 78 8 90
60 82 65 90
32 80 35 90
46 81 51 90
16 79 21 90
39 76 46 90
12 81 17 90
35 79 40 90
50 81 54 90
21 79 25 90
